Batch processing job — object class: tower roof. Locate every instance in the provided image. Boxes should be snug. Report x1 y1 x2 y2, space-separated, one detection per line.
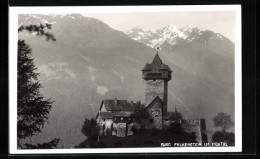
160 64 172 71
143 52 172 72
142 63 152 71
151 52 163 67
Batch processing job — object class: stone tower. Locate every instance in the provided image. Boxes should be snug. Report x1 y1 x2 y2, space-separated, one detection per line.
142 52 172 113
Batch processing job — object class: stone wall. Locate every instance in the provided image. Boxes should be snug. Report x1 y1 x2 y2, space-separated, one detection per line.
145 80 165 105
100 122 134 137
98 119 113 136
182 119 208 144
146 97 163 130
163 82 168 112
127 123 134 136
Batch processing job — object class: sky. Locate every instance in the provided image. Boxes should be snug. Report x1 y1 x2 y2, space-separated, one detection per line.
82 11 236 42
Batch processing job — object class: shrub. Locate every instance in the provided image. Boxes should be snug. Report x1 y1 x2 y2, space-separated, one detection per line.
105 128 111 136
211 131 235 146
131 126 138 134
167 122 183 133
131 103 151 123
81 118 99 138
131 125 146 134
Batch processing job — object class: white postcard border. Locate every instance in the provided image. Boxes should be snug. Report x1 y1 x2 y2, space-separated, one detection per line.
9 5 242 154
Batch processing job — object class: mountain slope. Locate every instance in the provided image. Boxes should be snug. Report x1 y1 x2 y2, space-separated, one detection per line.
18 14 235 147
126 25 235 126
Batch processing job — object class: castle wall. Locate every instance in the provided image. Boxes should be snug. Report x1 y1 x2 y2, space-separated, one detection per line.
116 123 127 137
151 116 163 129
100 121 134 137
182 119 208 144
163 81 168 112
98 119 113 135
127 123 134 136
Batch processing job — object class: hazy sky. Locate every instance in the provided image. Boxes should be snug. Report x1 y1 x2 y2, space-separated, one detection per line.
82 11 236 42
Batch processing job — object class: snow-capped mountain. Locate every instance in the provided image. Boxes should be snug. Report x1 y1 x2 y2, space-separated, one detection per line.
125 25 227 48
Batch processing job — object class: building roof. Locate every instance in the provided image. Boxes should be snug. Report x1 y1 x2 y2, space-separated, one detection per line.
142 52 172 72
97 111 133 119
102 99 139 111
97 98 143 113
146 96 163 109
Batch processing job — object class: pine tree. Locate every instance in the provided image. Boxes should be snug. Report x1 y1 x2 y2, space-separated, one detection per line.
17 24 59 149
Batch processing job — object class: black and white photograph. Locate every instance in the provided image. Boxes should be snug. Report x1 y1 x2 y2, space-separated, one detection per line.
9 5 242 153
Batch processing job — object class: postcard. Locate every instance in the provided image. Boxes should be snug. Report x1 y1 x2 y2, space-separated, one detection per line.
9 5 242 154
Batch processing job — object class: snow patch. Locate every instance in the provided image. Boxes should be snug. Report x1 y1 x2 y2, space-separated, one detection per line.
38 62 76 79
97 86 108 95
87 66 96 81
48 21 56 25
64 68 76 78
133 36 141 40
216 34 224 40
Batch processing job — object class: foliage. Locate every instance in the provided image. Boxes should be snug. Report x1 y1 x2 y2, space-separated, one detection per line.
213 112 234 132
81 118 99 138
166 122 183 133
105 128 111 136
18 23 56 41
18 24 59 148
130 125 139 134
23 138 60 149
131 124 146 135
211 131 235 146
131 101 151 123
168 111 183 121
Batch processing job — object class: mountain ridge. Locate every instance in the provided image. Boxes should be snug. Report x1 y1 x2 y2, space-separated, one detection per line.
125 25 233 49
